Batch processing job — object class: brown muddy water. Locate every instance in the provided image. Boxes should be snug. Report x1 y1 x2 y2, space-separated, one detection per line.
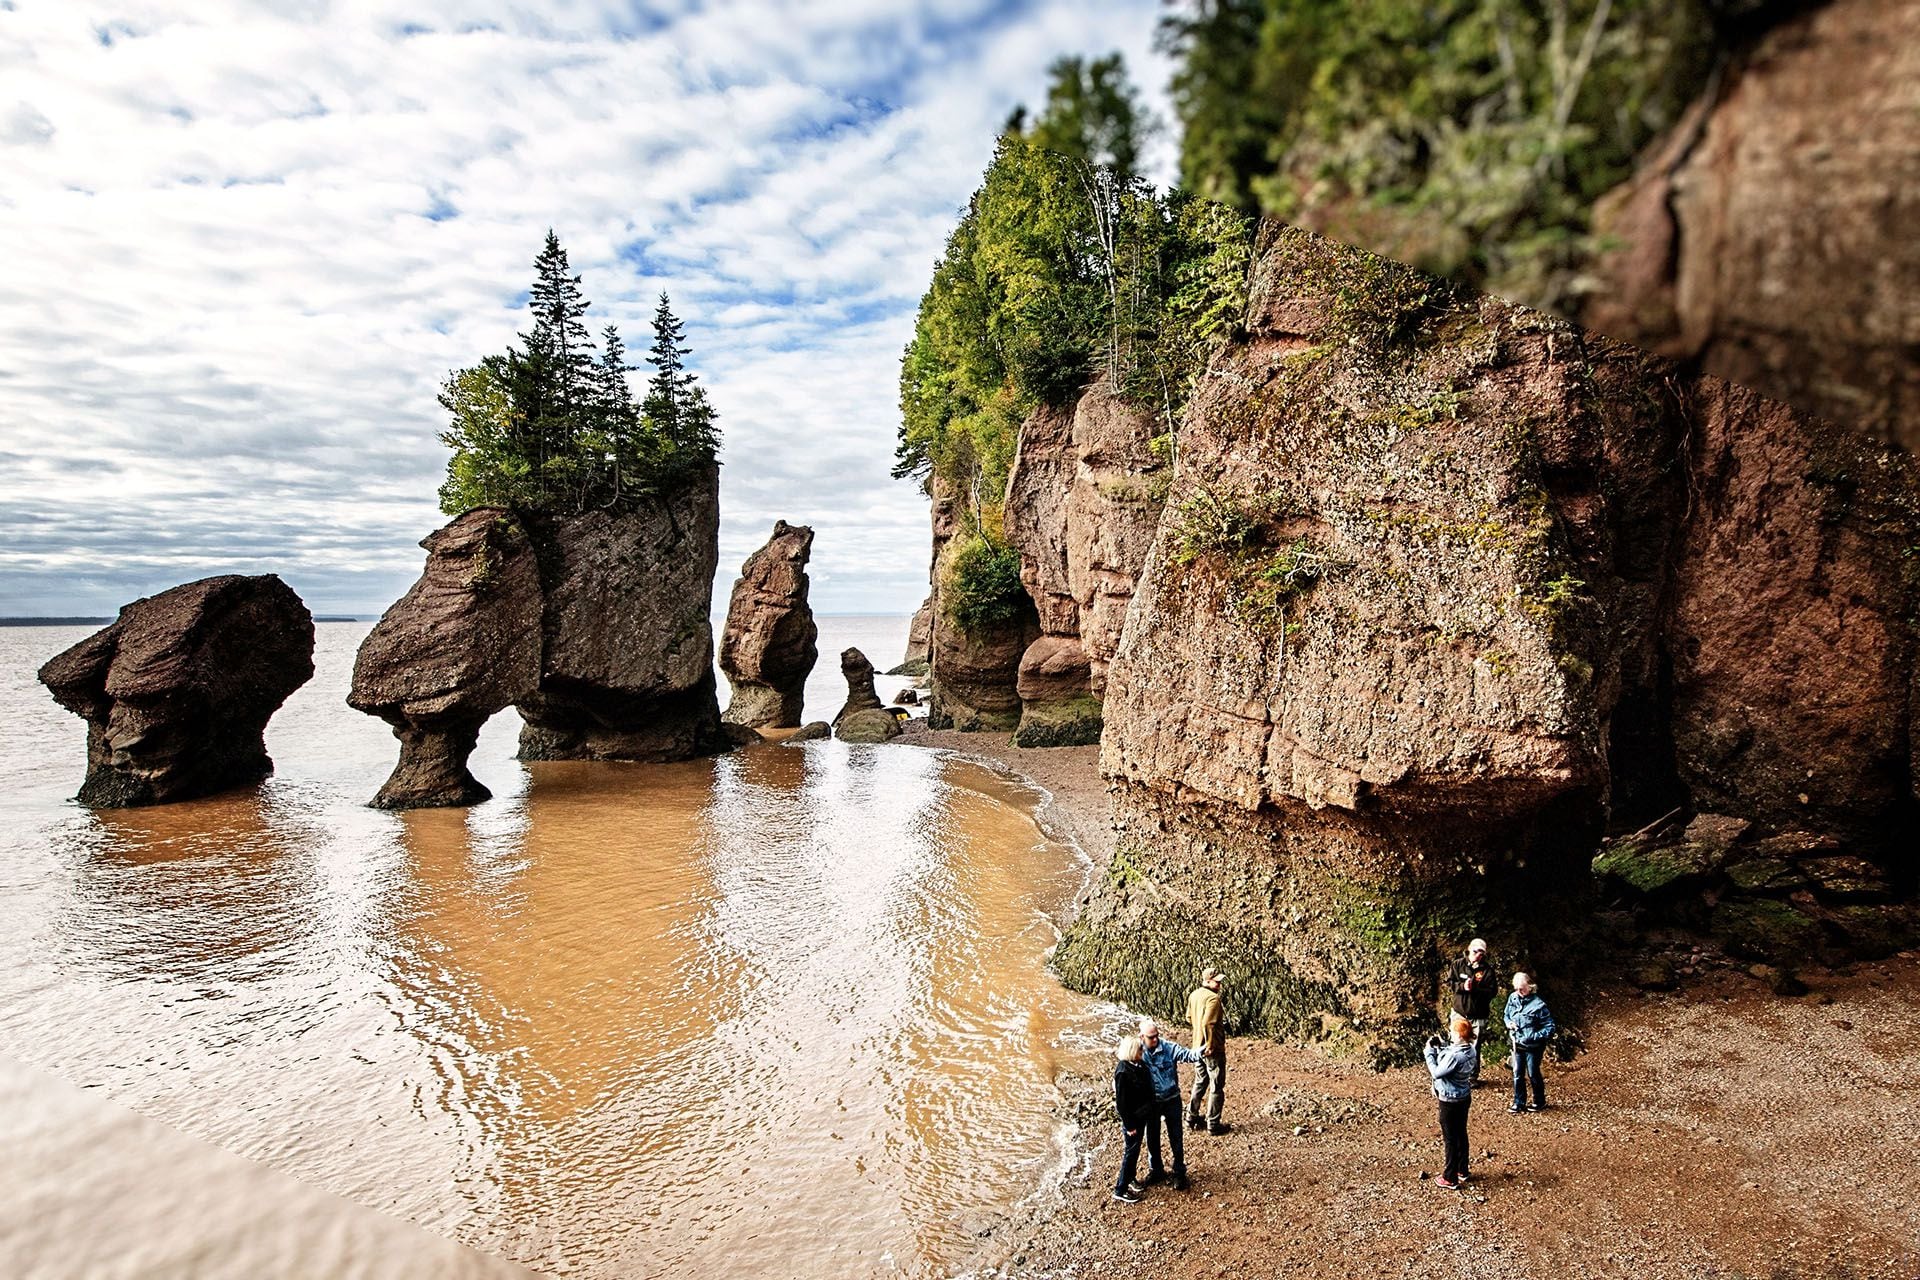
0 620 1116 1278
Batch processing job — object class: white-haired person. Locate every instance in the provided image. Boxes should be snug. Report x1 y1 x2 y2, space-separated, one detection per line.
1445 937 1497 1080
1502 971 1557 1113
1136 1017 1205 1191
1424 1014 1479 1190
1111 1035 1155 1203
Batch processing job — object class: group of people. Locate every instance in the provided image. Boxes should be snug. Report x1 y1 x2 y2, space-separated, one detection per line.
1107 941 1557 1202
1108 967 1227 1202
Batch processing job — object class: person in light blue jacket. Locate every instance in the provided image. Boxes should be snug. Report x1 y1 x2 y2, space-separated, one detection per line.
1136 1018 1205 1190
1502 972 1556 1113
1424 1015 1479 1189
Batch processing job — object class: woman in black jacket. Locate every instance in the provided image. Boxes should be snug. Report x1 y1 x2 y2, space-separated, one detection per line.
1112 1034 1155 1202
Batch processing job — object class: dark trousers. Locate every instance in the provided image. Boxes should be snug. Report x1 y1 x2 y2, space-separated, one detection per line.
1512 1045 1546 1109
1437 1097 1471 1180
1114 1122 1146 1192
1187 1054 1226 1127
1145 1095 1187 1178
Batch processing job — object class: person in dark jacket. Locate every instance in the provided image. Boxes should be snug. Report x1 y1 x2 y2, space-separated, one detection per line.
1424 1015 1479 1189
1111 1035 1155 1202
1446 938 1497 1078
1502 971 1556 1113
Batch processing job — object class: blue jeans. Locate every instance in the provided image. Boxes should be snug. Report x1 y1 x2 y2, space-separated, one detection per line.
1144 1095 1187 1178
1114 1122 1146 1192
1511 1044 1546 1109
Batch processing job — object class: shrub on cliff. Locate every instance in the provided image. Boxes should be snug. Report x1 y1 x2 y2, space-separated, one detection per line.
943 534 1027 636
438 233 719 517
1159 0 1718 310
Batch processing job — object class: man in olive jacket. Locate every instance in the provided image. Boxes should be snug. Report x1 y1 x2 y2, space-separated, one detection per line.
1185 967 1229 1134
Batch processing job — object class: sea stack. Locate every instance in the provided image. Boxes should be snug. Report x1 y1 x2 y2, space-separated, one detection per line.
718 520 818 729
39 574 315 807
833 647 899 742
348 509 542 809
513 467 729 762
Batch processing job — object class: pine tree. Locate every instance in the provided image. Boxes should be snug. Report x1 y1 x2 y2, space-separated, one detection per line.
642 292 719 468
522 230 597 499
595 323 647 501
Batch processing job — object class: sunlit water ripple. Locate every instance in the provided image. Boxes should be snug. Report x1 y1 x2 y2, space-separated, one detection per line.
0 619 1117 1278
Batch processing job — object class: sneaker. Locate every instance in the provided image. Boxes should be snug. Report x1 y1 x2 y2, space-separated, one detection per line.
1528 1102 1548 1111
1171 1175 1191 1191
1507 1104 1523 1114
1139 1170 1164 1186
1186 1114 1204 1128
1127 1182 1148 1195
1434 1175 1460 1190
1112 1188 1143 1204
1207 1122 1233 1135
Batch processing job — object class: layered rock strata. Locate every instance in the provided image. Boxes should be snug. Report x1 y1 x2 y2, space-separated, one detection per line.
889 597 933 676
1003 382 1163 746
1584 0 1920 449
1054 223 1919 1059
40 575 315 806
349 511 542 809
718 520 818 729
351 466 728 807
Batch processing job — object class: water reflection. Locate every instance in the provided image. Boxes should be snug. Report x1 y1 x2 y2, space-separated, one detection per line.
2 698 1106 1278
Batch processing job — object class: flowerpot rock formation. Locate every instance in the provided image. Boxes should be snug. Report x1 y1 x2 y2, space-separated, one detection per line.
718 520 818 729
39 574 315 807
350 465 729 808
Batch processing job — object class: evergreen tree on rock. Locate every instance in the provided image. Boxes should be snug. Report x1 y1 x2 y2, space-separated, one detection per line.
643 292 719 468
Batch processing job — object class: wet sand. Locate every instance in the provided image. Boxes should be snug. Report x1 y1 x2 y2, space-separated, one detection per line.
900 730 1920 1280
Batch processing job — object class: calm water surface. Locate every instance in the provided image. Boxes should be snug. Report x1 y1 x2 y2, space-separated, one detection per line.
0 618 1112 1278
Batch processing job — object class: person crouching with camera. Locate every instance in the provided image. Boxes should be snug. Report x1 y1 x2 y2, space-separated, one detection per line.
1425 1014 1479 1189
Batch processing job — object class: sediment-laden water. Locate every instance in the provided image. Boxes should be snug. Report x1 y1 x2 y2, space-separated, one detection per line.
0 620 1112 1278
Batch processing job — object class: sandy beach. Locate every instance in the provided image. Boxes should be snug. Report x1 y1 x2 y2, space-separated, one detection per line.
903 730 1920 1280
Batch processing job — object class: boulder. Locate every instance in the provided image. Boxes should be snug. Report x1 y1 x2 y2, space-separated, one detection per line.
833 647 884 726
40 574 314 807
1057 223 1919 1057
718 520 818 729
513 467 729 762
836 707 903 744
893 688 919 706
723 722 765 748
1583 0 1920 448
1011 635 1101 748
786 720 832 743
349 509 543 809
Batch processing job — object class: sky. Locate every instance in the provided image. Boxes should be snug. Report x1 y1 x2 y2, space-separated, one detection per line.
0 0 1176 617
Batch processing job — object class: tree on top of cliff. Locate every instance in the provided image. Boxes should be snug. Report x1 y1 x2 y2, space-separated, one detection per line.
1158 0 1717 309
437 236 721 518
893 54 1250 534
642 292 720 470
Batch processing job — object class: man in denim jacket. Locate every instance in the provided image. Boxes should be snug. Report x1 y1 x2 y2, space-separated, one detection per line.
1502 972 1556 1113
1136 1018 1205 1190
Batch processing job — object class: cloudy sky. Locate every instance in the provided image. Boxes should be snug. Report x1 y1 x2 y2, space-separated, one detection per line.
0 0 1174 617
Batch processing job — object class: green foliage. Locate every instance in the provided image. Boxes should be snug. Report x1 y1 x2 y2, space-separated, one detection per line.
438 234 720 517
943 534 1029 636
1168 484 1348 634
1159 0 1718 309
895 55 1253 544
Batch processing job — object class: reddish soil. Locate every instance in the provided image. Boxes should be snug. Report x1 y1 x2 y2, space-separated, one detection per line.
903 732 1920 1280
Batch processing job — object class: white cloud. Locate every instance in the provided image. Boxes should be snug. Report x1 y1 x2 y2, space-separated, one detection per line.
0 0 1174 617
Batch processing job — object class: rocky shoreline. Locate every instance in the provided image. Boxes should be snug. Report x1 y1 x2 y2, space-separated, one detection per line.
898 733 1920 1280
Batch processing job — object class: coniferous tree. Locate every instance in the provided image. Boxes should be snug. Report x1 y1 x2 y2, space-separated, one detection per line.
642 292 719 468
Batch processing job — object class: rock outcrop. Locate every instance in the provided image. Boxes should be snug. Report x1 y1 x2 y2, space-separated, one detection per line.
40 575 315 806
718 520 818 729
833 647 900 742
921 474 1041 733
889 596 933 676
349 510 544 808
351 466 728 807
1054 224 1919 1058
1583 0 1920 449
1003 381 1164 746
